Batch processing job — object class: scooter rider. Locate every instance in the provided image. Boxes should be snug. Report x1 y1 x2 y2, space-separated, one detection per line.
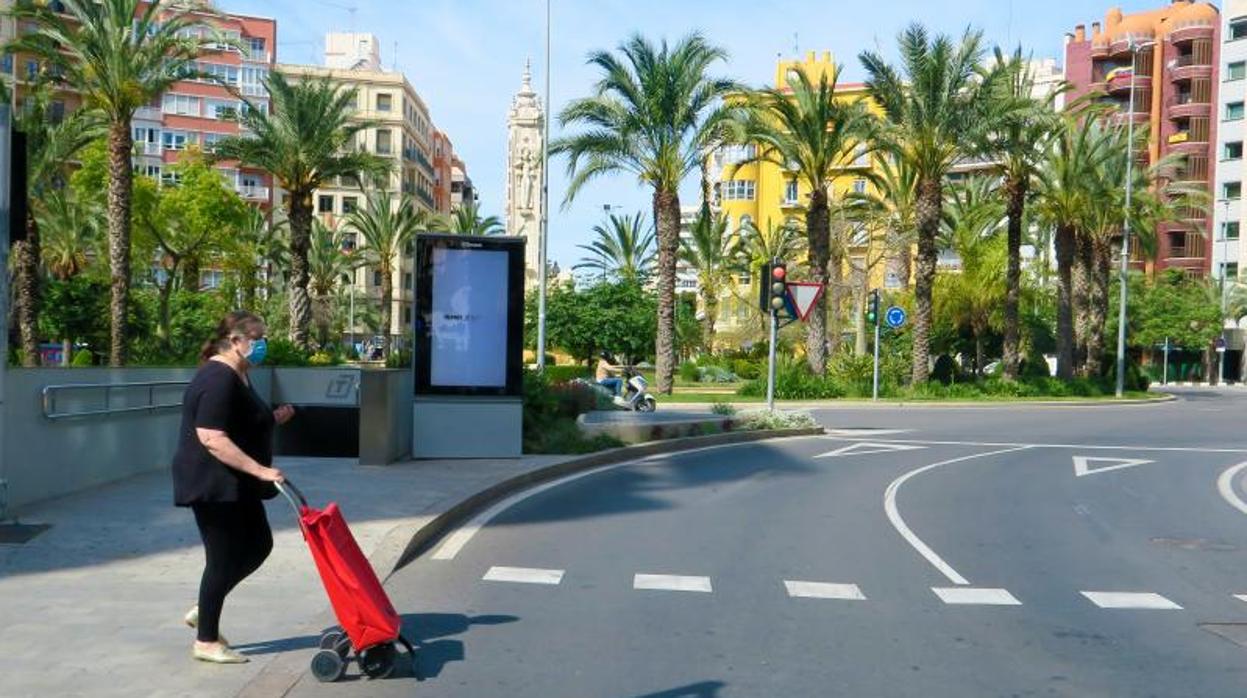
595 351 624 397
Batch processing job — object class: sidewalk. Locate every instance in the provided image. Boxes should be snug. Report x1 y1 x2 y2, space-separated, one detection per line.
0 455 571 698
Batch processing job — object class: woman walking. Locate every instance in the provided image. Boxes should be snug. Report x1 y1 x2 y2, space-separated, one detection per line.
173 311 294 664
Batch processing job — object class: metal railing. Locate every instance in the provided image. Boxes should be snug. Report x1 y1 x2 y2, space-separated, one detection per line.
41 380 189 420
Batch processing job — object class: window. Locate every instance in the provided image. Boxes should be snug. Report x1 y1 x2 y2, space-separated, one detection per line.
318 195 334 214
342 232 357 252
194 62 240 86
853 178 868 194
1224 221 1241 240
718 144 756 165
376 129 392 155
404 307 412 324
1230 61 1247 81
162 93 201 116
240 66 267 96
160 171 182 186
404 272 413 290
161 130 196 151
375 93 393 112
373 271 382 286
722 179 756 200
142 164 161 179
1225 181 1243 200
852 143 869 167
200 270 224 290
206 99 239 120
342 196 358 214
1227 101 1245 121
25 59 37 80
1226 141 1244 160
247 37 266 61
49 100 64 124
1 53 12 75
784 180 799 204
201 132 226 152
1223 262 1240 280
1231 18 1247 41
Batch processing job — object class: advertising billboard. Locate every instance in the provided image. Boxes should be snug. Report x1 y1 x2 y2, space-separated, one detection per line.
413 234 525 397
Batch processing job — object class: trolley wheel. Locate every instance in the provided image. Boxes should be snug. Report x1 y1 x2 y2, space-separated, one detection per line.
639 397 656 413
310 649 346 683
318 631 343 651
359 642 398 679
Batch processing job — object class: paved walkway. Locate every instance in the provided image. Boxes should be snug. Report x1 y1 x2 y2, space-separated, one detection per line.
0 455 570 698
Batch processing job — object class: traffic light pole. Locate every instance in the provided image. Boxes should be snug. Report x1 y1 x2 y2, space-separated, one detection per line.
872 316 881 401
766 308 778 412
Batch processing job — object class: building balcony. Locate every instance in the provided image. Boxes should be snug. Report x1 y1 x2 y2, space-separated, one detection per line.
1167 131 1209 150
1090 42 1111 59
1110 110 1150 127
134 106 162 122
1169 23 1216 44
1167 99 1211 120
1171 61 1213 82
238 185 269 201
134 141 162 157
1107 70 1149 93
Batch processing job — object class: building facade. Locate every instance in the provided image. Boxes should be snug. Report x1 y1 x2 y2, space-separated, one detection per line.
505 61 545 286
1065 1 1222 276
279 33 440 342
1213 2 1247 286
431 129 455 215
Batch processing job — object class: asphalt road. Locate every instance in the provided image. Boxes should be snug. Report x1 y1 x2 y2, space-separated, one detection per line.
290 387 1247 697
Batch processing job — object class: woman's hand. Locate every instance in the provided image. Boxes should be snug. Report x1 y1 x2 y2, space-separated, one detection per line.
256 466 285 483
273 404 295 425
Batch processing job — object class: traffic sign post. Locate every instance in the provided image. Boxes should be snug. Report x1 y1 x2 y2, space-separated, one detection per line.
885 306 907 329
1217 336 1228 385
759 261 825 410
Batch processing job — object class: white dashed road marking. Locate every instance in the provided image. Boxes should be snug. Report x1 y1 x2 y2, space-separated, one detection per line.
482 566 565 585
784 581 867 600
633 574 713 593
1080 591 1182 610
932 587 1022 606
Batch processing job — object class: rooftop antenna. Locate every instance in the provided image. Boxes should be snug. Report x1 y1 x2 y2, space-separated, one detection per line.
392 40 398 71
793 32 799 58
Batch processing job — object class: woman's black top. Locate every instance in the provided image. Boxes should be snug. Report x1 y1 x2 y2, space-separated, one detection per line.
173 361 276 506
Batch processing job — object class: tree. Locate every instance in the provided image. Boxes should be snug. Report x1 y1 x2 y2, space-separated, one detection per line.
11 0 223 365
574 212 655 284
307 220 362 347
39 190 101 282
847 156 918 292
978 48 1062 380
345 190 424 356
679 210 739 351
38 276 110 366
552 33 739 394
430 201 504 236
528 280 658 366
212 72 389 349
861 24 993 383
9 85 103 365
936 178 1006 376
736 65 874 372
221 207 288 310
136 152 250 345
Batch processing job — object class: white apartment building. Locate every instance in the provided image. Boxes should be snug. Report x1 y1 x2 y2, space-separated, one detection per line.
1214 2 1247 286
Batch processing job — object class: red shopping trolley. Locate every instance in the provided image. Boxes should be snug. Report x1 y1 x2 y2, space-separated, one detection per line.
276 480 417 682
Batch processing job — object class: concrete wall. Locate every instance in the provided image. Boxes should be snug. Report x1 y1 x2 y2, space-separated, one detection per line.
359 369 413 465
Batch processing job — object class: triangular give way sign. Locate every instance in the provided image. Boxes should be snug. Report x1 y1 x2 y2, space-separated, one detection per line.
786 282 825 321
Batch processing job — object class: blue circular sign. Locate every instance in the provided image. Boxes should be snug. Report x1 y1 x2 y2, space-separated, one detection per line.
885 306 907 328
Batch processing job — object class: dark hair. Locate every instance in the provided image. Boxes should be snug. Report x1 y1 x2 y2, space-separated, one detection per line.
199 311 265 364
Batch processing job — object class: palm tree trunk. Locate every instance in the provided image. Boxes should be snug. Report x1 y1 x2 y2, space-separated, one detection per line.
974 323 985 378
653 188 680 394
826 244 844 359
701 285 717 353
912 177 941 384
854 267 867 356
106 121 134 366
380 263 393 357
157 258 179 345
886 230 911 291
287 193 314 349
13 211 40 367
1084 237 1112 379
62 338 72 367
1054 224 1076 379
1073 231 1093 377
805 189 831 374
1002 176 1026 380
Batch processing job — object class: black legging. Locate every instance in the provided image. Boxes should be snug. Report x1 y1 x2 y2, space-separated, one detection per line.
192 499 273 643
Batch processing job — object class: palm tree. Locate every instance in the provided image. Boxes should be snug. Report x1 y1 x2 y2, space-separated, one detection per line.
345 190 425 357
847 156 918 292
551 33 739 394
308 219 363 347
9 84 103 365
213 72 389 349
734 217 807 338
431 201 504 236
1034 114 1112 378
861 24 993 383
679 211 740 351
979 48 1063 380
574 212 655 284
222 207 288 309
11 0 223 365
735 65 874 373
938 178 1007 376
39 190 101 281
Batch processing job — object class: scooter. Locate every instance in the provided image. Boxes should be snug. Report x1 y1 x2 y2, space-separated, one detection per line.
613 366 657 413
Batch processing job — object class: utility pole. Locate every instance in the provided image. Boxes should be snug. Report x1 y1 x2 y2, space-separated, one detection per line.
535 0 551 372
1116 38 1153 398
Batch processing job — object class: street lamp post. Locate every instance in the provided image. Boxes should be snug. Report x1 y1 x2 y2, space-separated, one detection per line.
535 0 551 372
1115 38 1153 398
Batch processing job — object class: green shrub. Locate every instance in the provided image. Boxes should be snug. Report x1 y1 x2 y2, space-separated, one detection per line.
678 361 700 383
1021 352 1051 379
385 349 412 369
308 351 337 366
738 409 818 430
698 365 738 383
71 349 94 367
738 358 844 399
266 338 309 367
732 359 761 380
828 353 876 397
522 370 622 454
930 355 961 385
711 400 737 416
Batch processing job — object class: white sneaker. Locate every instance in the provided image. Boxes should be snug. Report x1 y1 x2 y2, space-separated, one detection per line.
184 605 229 647
192 643 249 664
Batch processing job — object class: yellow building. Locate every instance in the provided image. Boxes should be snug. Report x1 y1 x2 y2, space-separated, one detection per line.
706 51 889 348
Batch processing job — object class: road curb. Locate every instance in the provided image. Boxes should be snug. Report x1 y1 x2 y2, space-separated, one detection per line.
236 425 822 697
672 394 1176 409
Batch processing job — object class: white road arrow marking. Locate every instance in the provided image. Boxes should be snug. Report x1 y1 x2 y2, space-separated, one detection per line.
815 442 926 458
1073 456 1154 477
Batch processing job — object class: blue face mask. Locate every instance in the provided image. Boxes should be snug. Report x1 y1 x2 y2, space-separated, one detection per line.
245 338 268 365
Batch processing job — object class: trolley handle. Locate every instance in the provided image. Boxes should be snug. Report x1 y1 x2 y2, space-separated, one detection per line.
274 479 308 518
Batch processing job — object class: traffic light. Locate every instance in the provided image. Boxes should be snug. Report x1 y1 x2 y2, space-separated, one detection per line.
767 263 788 313
866 289 880 326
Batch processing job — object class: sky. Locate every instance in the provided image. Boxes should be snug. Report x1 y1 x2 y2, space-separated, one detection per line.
226 0 1172 270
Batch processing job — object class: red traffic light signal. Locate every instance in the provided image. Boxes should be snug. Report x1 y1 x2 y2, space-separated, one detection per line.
771 266 786 281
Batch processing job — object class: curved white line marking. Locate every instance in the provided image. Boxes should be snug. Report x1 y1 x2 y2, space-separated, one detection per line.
430 435 825 561
883 446 1032 586
1216 461 1247 516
